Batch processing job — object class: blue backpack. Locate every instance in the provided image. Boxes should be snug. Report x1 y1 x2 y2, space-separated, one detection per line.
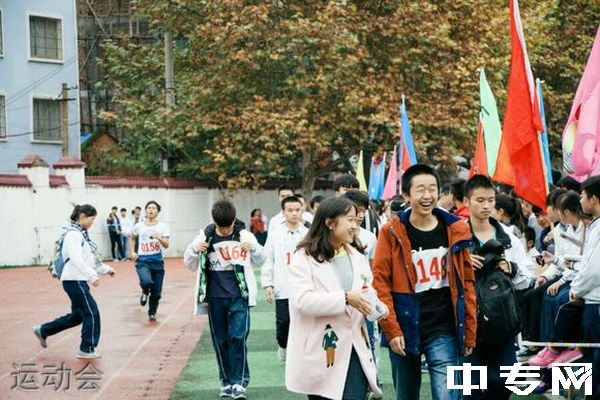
48 227 83 279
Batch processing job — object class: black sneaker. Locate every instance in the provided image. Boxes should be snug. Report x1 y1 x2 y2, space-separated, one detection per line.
149 315 157 322
140 292 148 306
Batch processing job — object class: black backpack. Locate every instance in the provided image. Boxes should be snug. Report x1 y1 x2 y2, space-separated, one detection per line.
474 239 522 346
476 269 522 345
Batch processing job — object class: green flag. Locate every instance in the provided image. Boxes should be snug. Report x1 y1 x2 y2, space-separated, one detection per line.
479 68 503 176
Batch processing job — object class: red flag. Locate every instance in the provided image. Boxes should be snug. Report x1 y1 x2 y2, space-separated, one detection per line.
495 0 547 210
400 135 412 174
469 117 489 178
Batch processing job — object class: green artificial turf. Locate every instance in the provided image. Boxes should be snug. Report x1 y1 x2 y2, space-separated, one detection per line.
171 283 553 400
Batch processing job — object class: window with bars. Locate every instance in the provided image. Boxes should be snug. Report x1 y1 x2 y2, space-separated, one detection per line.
0 96 5 138
33 99 61 141
29 16 62 61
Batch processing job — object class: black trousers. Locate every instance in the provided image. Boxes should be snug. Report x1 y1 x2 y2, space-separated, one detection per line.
275 299 290 349
516 277 559 341
109 230 124 260
307 348 368 400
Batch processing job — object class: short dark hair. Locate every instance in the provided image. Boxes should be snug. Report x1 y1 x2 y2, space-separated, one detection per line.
390 196 406 213
546 188 567 209
496 182 513 195
464 175 495 198
281 195 302 210
532 204 545 215
278 184 295 194
145 200 161 212
135 206 142 211
581 176 600 201
111 206 118 211
212 200 237 227
440 183 452 195
309 195 325 209
557 176 581 193
333 174 360 192
343 189 370 209
524 226 536 243
401 164 440 195
450 179 466 202
120 208 126 212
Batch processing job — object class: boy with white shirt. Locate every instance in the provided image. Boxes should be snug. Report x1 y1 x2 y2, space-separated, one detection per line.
569 176 600 397
268 184 295 232
260 195 308 361
183 200 266 399
120 208 133 260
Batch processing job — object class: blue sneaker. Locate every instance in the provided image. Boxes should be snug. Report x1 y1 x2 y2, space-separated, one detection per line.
532 381 550 394
219 385 233 397
232 384 247 399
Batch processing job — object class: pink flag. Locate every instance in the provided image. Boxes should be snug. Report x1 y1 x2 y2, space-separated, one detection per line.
382 147 398 200
563 25 600 179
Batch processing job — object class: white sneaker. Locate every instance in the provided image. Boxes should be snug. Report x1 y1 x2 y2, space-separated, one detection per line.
77 350 102 359
277 347 286 361
33 325 47 348
231 384 247 399
219 385 233 397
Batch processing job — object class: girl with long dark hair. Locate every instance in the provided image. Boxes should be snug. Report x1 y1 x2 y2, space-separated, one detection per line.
286 196 385 400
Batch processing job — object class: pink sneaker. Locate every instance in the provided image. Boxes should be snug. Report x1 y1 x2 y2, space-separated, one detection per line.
553 348 583 364
528 347 560 367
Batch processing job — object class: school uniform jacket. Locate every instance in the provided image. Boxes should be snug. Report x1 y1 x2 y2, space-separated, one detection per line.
183 228 266 315
260 223 308 300
372 208 477 355
285 246 382 400
571 216 600 304
61 229 113 283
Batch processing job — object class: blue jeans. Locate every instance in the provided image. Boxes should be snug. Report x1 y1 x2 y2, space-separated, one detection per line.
135 260 165 316
121 234 129 258
389 335 460 400
540 283 571 341
465 338 516 400
40 281 100 353
207 297 251 387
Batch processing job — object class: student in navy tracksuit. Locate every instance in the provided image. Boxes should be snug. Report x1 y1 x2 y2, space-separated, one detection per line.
129 201 170 322
33 204 115 359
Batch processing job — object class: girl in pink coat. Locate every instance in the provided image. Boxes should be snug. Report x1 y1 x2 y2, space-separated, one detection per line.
286 196 385 400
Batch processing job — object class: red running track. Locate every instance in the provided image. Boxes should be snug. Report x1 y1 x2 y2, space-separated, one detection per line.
0 259 205 399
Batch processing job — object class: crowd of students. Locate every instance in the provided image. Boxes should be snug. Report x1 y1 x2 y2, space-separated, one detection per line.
31 166 600 400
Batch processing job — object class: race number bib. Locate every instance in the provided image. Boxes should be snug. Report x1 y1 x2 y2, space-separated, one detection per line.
411 246 450 293
209 241 250 271
140 240 161 254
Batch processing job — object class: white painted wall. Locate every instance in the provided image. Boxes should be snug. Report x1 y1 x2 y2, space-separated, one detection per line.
0 175 331 266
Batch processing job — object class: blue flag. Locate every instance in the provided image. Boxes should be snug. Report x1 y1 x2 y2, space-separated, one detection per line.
368 154 386 200
537 79 553 185
400 98 418 166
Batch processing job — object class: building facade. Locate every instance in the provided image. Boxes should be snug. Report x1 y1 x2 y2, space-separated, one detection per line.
0 0 80 172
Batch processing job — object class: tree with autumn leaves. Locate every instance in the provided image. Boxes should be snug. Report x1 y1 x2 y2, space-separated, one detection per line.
96 0 600 195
